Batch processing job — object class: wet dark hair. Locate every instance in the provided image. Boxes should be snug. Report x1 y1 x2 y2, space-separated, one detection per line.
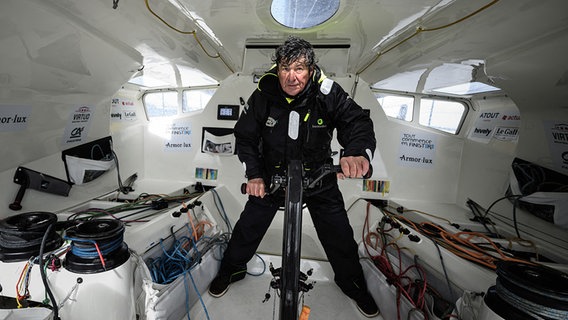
273 36 316 70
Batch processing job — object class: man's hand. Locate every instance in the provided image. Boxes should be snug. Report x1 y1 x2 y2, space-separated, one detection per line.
245 178 266 198
338 156 370 179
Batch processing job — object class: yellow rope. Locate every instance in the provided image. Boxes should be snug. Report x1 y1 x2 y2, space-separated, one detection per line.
143 0 234 72
357 0 500 75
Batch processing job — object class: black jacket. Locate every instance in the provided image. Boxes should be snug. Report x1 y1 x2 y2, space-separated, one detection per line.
234 65 376 182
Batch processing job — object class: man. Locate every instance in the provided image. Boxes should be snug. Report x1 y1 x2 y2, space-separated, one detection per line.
209 36 379 318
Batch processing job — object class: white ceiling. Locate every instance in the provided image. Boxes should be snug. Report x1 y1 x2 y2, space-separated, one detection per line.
2 0 568 109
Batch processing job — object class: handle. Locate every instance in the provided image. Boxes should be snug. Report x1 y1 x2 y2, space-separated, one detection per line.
9 184 26 211
333 164 373 179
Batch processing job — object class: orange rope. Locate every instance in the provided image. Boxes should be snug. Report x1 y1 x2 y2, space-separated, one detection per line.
378 206 537 270
299 305 311 320
184 203 199 241
16 261 32 306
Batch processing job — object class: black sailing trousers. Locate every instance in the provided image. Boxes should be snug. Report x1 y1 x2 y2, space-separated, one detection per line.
219 183 368 299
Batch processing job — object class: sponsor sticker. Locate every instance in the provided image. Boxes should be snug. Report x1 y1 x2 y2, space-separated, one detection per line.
398 131 437 168
0 105 32 132
62 105 94 145
164 121 192 152
469 109 520 142
545 121 568 173
111 97 137 122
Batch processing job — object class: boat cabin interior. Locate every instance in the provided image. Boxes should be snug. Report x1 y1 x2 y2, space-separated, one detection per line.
1 0 567 319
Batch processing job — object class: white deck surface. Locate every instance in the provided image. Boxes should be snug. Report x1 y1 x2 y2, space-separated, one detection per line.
189 254 383 320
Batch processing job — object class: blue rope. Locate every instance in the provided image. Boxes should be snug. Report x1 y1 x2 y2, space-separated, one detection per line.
185 224 202 260
184 267 211 320
64 235 123 259
247 253 266 276
146 224 225 319
148 226 202 284
211 189 232 233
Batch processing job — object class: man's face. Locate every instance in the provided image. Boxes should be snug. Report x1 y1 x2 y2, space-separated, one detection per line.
278 58 312 97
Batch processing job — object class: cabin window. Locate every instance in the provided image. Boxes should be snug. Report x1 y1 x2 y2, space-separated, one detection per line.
419 98 466 134
271 0 340 29
143 91 178 118
432 82 501 95
374 93 414 122
182 88 216 113
373 90 468 134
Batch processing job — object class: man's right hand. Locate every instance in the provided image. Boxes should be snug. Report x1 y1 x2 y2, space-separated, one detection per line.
245 178 266 198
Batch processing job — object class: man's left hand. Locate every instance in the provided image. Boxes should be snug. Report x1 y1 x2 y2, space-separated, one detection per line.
338 156 370 179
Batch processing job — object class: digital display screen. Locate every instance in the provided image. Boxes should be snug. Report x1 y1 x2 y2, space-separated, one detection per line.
220 107 233 116
217 104 239 120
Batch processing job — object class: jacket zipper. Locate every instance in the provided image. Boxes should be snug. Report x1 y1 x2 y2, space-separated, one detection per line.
304 109 311 144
